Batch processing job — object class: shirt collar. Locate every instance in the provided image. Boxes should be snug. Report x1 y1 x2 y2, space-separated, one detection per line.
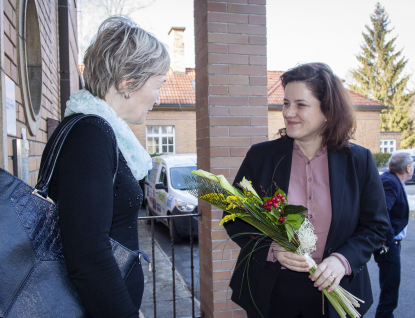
293 143 327 161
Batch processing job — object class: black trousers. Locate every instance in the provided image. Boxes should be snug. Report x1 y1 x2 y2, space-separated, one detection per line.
247 269 329 318
374 239 402 318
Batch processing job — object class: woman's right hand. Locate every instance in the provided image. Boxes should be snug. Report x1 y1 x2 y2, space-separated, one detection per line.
273 244 310 272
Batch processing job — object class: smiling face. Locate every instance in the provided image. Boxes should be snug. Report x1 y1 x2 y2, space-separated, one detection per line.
283 81 327 145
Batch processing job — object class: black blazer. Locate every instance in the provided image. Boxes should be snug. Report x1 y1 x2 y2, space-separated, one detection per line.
381 171 409 243
224 137 389 317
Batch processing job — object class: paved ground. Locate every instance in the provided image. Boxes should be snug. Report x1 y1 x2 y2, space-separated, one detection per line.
138 218 201 318
366 219 415 318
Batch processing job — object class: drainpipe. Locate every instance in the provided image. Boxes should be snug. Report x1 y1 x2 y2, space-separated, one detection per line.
58 0 71 119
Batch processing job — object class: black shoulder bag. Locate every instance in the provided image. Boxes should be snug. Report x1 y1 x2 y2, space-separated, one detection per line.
0 114 150 318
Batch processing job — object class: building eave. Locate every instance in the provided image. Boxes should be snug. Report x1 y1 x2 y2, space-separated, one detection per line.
268 104 388 111
155 104 195 111
354 105 388 110
157 104 388 111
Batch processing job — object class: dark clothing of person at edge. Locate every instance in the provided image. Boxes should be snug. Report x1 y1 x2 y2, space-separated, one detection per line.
374 152 413 318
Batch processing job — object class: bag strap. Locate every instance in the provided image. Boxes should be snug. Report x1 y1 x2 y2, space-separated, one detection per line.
35 114 119 199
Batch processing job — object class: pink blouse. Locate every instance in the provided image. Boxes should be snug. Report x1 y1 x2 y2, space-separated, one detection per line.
266 144 351 275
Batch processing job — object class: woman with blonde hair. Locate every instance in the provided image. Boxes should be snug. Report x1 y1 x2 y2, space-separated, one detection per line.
39 16 169 317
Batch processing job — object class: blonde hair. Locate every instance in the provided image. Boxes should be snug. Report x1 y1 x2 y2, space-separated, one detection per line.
83 16 170 99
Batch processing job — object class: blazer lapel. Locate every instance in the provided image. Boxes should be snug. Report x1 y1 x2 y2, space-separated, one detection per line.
272 138 293 194
326 149 348 249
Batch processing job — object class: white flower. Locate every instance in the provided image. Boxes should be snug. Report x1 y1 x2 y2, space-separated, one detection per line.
295 218 317 256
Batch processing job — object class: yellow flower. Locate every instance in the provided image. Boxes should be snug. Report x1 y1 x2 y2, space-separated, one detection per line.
200 193 226 204
226 196 239 209
219 213 236 225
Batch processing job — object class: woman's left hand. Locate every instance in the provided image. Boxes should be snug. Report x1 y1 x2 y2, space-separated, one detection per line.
309 256 346 293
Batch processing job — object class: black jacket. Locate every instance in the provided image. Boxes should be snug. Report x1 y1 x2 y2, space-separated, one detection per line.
40 115 143 317
224 137 389 317
381 171 409 244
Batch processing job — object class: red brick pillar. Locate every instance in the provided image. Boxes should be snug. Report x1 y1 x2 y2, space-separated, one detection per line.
194 0 268 317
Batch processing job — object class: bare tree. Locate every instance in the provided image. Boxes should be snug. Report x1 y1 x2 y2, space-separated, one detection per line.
78 0 155 63
100 0 155 16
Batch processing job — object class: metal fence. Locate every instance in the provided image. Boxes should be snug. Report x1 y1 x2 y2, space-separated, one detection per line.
137 213 202 318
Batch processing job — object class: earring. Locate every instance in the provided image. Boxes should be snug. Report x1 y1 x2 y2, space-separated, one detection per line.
124 94 130 99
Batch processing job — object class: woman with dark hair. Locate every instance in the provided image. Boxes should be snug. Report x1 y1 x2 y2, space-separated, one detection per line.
39 16 169 317
224 63 389 317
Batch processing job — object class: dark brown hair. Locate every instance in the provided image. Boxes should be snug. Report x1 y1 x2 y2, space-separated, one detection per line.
279 63 356 151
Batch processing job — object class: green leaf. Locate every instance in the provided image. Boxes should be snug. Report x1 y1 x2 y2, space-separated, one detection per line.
191 169 238 196
263 197 271 203
266 213 280 225
285 223 295 242
285 214 303 230
284 204 307 215
239 177 261 200
269 208 281 219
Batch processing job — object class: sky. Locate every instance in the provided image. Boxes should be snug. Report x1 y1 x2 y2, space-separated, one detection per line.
78 0 415 89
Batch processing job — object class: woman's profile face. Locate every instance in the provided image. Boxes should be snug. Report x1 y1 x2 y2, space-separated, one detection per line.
121 74 167 125
283 81 327 144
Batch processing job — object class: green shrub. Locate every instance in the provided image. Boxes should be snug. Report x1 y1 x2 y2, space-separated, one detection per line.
372 152 392 167
149 153 166 158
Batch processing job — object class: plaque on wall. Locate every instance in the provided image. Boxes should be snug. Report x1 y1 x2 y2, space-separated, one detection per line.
12 136 30 183
5 75 16 136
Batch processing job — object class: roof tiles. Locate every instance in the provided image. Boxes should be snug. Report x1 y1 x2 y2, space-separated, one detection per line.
159 68 384 108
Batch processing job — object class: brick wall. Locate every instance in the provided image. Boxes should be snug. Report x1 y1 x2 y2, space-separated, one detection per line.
268 109 285 140
146 108 382 155
268 108 382 154
380 131 401 151
130 110 197 154
1 0 78 185
353 110 381 153
194 0 268 317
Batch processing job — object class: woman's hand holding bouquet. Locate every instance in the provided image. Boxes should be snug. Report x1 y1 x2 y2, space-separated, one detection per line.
183 169 364 318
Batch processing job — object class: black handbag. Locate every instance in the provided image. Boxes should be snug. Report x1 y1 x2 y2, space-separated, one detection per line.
0 114 150 318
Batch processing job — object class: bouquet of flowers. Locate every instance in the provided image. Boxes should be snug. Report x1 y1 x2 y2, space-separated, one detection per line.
183 169 364 318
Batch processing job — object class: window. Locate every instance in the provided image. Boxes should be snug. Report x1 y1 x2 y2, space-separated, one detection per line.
380 139 396 153
146 126 175 154
19 0 43 134
159 166 167 186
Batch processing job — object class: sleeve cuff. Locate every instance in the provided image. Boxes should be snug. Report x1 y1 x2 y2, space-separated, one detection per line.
331 252 352 276
266 241 277 262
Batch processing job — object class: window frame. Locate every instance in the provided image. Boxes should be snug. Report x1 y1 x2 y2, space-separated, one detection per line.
146 126 175 155
380 139 396 153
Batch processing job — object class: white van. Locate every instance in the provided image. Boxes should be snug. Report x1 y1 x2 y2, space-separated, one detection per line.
144 154 198 242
